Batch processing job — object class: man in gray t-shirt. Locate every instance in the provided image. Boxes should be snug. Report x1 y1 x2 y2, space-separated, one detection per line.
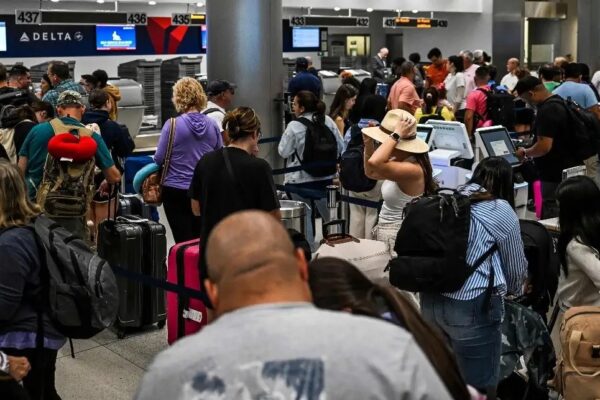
135 211 450 400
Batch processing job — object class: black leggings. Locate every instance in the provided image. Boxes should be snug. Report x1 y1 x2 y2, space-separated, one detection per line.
0 347 61 400
162 186 201 244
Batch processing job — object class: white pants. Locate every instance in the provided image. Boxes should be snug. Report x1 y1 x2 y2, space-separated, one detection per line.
348 181 382 240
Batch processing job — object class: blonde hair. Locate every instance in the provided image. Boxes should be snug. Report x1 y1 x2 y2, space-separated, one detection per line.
0 161 40 229
172 77 207 113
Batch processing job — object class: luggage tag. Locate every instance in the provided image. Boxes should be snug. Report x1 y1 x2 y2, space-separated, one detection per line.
183 308 203 324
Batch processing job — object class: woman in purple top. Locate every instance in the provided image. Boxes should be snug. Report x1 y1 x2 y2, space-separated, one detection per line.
154 77 223 243
0 161 64 399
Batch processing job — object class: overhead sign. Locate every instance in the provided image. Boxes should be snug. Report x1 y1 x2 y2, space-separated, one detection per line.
290 16 369 27
15 10 147 25
171 13 205 26
383 17 448 29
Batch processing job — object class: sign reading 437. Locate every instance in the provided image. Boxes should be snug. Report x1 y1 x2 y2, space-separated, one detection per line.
15 10 42 25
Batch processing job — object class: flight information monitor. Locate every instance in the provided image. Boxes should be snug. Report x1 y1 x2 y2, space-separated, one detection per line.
476 126 520 166
96 25 136 51
0 22 6 52
292 27 320 48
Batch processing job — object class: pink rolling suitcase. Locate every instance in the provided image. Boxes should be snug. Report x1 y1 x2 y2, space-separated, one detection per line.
166 239 207 345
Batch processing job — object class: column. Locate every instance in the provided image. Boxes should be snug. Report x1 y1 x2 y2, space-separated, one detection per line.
207 0 284 168
492 0 524 66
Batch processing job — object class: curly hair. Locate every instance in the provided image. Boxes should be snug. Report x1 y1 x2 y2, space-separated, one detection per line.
172 77 207 113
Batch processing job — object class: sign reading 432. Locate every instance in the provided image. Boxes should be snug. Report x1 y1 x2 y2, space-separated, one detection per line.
15 10 42 25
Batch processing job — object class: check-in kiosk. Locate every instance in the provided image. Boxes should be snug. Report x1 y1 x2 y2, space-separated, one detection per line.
474 125 529 215
319 70 341 112
427 120 474 188
416 124 443 180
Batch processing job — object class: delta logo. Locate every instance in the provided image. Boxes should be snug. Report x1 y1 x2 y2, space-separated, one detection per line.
19 31 84 42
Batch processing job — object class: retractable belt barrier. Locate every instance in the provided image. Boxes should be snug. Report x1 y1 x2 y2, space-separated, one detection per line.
111 134 381 301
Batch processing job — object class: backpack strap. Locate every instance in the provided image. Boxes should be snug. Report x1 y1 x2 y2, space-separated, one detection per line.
202 108 225 116
435 106 443 117
49 118 93 138
293 117 314 163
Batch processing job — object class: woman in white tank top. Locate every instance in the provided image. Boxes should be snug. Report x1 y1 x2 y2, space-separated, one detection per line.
362 109 436 254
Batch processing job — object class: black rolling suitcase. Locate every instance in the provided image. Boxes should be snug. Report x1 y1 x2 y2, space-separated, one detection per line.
98 204 167 338
118 193 153 220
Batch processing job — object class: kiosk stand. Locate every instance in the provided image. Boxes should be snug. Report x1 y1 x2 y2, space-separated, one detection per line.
427 120 474 189
474 125 529 217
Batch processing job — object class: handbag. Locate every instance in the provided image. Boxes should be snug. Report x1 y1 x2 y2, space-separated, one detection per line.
142 118 176 206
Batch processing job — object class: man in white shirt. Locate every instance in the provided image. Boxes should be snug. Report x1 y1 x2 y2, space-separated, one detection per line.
460 50 479 95
500 58 520 91
202 80 236 143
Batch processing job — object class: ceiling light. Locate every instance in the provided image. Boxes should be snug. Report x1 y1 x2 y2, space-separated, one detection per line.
97 0 105 3
50 0 60 2
196 2 204 6
148 0 156 4
333 7 341 11
366 8 373 12
412 9 419 14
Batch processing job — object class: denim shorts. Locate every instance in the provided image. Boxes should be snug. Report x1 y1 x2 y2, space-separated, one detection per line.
420 292 503 391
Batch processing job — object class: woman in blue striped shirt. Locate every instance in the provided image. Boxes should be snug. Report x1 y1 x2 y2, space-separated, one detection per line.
421 157 528 398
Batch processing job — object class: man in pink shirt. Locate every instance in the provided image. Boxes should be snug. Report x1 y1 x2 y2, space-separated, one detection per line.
388 61 422 114
464 66 492 136
461 50 479 95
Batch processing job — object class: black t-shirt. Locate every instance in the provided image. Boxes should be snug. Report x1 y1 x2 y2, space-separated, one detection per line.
189 146 280 247
533 95 583 182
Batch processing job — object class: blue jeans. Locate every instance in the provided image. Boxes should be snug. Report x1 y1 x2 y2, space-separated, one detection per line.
421 292 503 392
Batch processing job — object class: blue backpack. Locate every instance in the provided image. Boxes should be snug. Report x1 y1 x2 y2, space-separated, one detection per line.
339 125 377 193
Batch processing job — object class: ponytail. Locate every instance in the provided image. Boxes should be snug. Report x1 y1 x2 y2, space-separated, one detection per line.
295 90 326 125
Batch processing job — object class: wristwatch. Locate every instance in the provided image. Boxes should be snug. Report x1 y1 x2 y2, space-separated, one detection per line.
390 132 401 141
0 351 9 375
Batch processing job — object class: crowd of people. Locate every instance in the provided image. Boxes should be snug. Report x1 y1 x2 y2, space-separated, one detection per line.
0 45 599 400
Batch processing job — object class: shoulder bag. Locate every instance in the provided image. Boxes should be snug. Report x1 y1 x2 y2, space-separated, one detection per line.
143 117 176 206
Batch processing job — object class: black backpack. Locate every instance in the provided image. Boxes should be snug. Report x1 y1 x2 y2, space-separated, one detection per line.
418 106 445 124
477 87 516 130
545 96 600 161
388 190 497 293
33 215 119 339
518 220 560 321
339 125 377 193
295 117 338 177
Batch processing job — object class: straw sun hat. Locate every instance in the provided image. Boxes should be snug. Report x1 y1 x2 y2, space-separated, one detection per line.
361 109 430 154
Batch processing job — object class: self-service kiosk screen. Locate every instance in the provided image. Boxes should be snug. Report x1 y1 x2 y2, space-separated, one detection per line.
416 124 433 145
292 27 320 48
0 22 6 52
480 127 520 166
201 25 207 50
428 120 474 159
96 25 136 51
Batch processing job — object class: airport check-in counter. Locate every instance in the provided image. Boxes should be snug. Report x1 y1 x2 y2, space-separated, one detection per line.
318 70 340 113
108 78 157 153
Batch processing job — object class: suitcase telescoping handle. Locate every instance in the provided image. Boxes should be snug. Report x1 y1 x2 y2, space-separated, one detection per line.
107 183 120 222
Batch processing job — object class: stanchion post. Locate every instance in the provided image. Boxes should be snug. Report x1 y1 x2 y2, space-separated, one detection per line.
326 185 340 234
339 187 350 233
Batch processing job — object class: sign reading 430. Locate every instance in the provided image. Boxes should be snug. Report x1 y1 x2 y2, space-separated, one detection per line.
15 10 42 25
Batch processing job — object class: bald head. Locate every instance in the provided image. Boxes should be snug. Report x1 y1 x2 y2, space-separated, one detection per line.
507 58 520 73
205 211 311 316
379 48 389 59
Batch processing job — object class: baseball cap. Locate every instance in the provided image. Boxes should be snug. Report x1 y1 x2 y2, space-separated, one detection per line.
206 80 236 97
57 90 84 107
